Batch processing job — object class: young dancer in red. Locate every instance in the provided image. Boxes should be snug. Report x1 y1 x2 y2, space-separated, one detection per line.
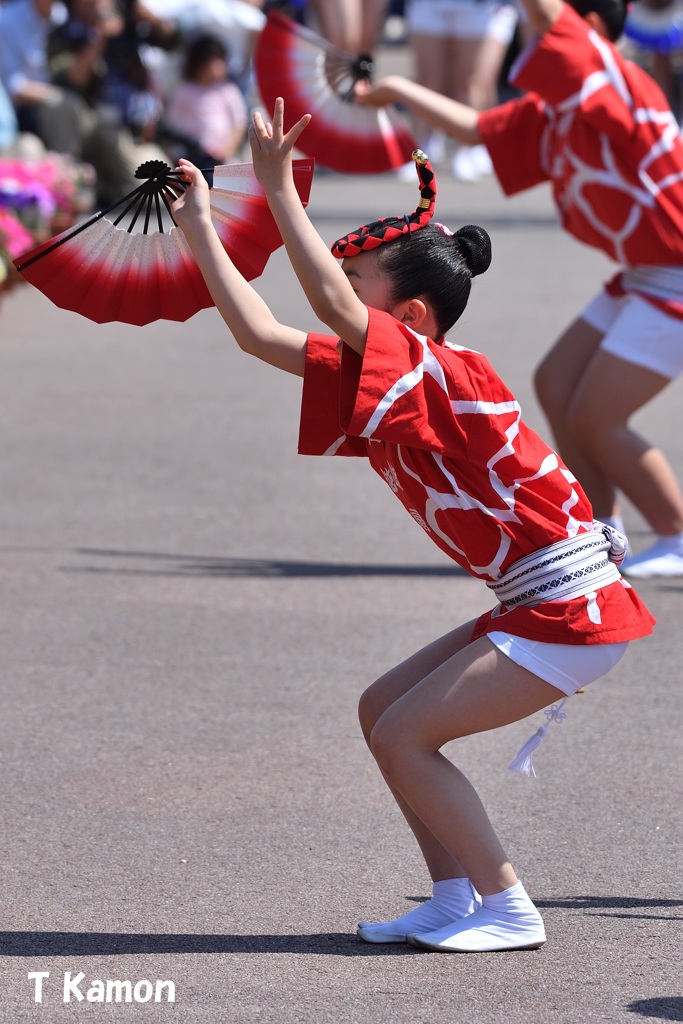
171 99 654 952
358 0 683 579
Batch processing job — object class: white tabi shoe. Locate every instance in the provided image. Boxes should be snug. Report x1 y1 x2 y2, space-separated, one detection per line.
357 879 481 944
408 905 546 953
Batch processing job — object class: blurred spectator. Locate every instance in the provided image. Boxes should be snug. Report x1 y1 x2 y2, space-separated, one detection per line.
0 76 46 158
403 0 518 181
45 0 178 201
93 0 181 141
624 0 683 122
0 79 19 152
141 0 266 100
0 0 96 156
49 0 181 141
163 34 248 165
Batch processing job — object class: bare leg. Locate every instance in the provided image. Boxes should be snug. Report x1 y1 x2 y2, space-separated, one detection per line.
535 318 683 534
471 34 511 110
368 636 565 896
404 31 451 150
359 0 390 54
312 0 358 51
311 0 388 53
358 619 479 881
445 36 479 103
534 317 618 517
567 349 683 535
442 35 503 181
409 32 450 96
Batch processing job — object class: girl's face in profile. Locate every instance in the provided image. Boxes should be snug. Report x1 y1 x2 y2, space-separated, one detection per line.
341 250 395 314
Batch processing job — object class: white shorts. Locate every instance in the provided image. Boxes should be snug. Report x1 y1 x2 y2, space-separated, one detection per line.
488 631 628 696
406 0 519 42
581 288 683 380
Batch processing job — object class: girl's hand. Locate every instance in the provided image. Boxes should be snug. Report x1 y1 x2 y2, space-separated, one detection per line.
169 159 211 235
354 75 403 108
248 96 311 193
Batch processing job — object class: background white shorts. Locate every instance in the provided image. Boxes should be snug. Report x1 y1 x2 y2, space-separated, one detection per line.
488 631 628 696
406 0 519 42
581 289 683 380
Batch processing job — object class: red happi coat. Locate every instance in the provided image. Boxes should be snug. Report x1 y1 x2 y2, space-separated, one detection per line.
478 3 683 316
298 308 655 645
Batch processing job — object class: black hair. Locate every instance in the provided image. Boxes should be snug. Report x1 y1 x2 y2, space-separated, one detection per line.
567 0 628 41
375 223 492 338
183 33 229 82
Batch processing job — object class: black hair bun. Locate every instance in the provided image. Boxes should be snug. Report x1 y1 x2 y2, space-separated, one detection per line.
455 224 492 277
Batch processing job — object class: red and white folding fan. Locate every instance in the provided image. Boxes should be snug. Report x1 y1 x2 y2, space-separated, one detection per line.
254 11 416 174
13 157 314 326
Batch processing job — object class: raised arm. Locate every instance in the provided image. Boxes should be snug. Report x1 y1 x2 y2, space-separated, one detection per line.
515 0 563 34
248 98 370 356
356 76 481 146
170 161 308 377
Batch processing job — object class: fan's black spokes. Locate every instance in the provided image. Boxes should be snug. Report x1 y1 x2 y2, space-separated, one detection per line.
113 189 149 232
155 191 164 234
325 51 375 101
160 184 184 227
14 162 203 270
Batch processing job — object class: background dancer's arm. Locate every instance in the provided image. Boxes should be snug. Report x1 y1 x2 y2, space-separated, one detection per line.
516 0 563 33
356 77 481 145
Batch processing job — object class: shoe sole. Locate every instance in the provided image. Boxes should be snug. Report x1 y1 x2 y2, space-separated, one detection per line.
357 928 406 944
407 933 545 953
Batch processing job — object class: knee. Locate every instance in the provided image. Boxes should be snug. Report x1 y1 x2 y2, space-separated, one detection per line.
358 685 385 746
367 714 409 781
565 394 616 449
533 356 564 419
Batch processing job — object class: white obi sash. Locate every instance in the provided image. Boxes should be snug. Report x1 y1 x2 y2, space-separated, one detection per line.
621 265 683 304
487 524 625 610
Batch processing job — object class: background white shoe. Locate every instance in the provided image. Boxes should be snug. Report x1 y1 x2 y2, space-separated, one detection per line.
452 146 482 183
452 145 492 183
621 538 683 577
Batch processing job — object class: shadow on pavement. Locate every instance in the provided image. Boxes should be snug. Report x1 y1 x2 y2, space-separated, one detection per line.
627 997 683 1021
535 895 683 920
0 932 416 957
61 548 467 579
3 898 680 957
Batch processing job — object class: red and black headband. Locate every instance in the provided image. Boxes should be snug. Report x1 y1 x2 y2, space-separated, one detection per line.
331 150 436 258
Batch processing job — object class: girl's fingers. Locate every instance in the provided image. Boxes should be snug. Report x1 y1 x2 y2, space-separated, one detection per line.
273 96 285 136
176 158 202 184
251 101 311 152
284 113 312 148
252 110 267 138
252 110 275 143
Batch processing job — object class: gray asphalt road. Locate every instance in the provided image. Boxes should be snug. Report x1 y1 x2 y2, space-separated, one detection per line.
1 120 681 1023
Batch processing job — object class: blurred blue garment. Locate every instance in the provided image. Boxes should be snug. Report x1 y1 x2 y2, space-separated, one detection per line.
0 81 19 150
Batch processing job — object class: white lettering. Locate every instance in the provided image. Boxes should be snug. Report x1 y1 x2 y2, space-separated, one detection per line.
408 509 431 532
57 971 175 1003
28 972 49 1002
134 980 153 1003
63 971 85 1002
106 980 132 1003
86 980 105 1003
155 980 176 1003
